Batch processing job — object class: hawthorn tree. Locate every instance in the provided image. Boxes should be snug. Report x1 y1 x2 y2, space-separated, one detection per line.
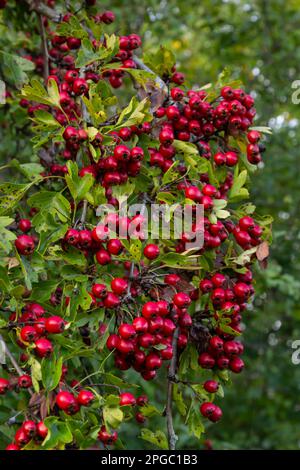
0 0 272 451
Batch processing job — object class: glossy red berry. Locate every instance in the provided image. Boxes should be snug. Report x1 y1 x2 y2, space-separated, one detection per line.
145 352 162 370
142 302 159 319
0 378 9 395
56 391 77 412
106 334 120 351
45 316 65 334
18 219 32 233
20 325 37 343
133 317 148 334
111 277 128 295
103 292 120 309
230 356 245 373
92 283 107 298
173 292 191 308
198 352 215 369
120 392 136 406
35 338 53 358
119 323 136 339
36 421 48 439
143 244 160 260
77 389 94 406
15 234 35 255
22 420 36 438
204 380 219 393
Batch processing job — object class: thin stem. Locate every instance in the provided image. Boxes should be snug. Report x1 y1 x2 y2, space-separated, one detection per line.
166 327 179 450
80 200 88 225
0 334 33 396
38 13 49 82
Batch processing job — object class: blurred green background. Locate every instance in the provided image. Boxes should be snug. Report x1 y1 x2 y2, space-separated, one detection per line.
1 0 300 450
98 0 300 450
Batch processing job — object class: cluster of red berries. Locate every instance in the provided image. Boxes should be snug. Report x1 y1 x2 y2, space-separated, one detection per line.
106 289 191 381
14 218 37 256
8 303 66 358
5 420 48 451
55 388 95 415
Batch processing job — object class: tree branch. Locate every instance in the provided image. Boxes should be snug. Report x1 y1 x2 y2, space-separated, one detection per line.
26 0 62 22
0 334 33 396
37 13 49 82
166 327 179 450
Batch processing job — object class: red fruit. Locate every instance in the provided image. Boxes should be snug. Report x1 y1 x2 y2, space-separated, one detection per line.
204 380 219 393
211 273 226 288
136 394 148 406
22 420 36 437
72 78 88 95
67 37 81 49
200 402 216 418
45 316 65 334
198 352 215 369
20 325 37 343
171 72 185 85
173 292 191 308
141 369 156 381
98 426 118 445
142 302 159 319
138 333 154 348
103 292 120 309
130 146 144 161
64 228 79 246
0 378 9 395
18 219 32 233
224 340 240 357
157 300 170 316
106 334 120 351
225 151 238 166
114 144 131 161
233 282 250 299
56 391 77 412
161 345 173 360
230 356 245 373
143 243 160 260
120 392 136 406
171 87 184 101
35 338 53 358
148 316 164 334
135 412 146 423
199 278 214 293
234 228 252 248
216 356 230 369
111 278 128 295
214 152 226 166
96 249 111 265
15 428 30 447
63 126 78 142
107 238 123 255
92 283 107 298
117 338 134 355
159 128 174 145
119 323 136 339
185 185 202 202
211 288 226 305
162 318 176 336
36 421 48 439
77 389 94 406
239 216 255 231
164 274 180 286
133 317 148 334
145 352 162 370
6 444 20 450
15 234 35 255
247 130 260 144
209 336 224 352
178 313 192 328
101 10 115 24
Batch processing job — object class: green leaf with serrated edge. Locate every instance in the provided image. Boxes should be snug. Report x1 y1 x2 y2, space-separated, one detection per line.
21 79 61 108
65 161 95 202
0 51 34 88
162 161 180 185
129 238 142 262
103 405 123 430
57 15 88 39
186 403 205 440
28 191 70 222
113 97 152 130
30 280 59 303
0 177 42 215
139 429 168 450
143 46 176 76
42 418 73 449
29 357 42 393
0 216 16 254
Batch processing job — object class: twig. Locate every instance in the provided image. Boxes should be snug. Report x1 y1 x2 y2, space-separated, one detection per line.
133 55 167 92
37 13 49 82
26 0 61 22
166 327 179 450
80 200 88 225
0 334 33 396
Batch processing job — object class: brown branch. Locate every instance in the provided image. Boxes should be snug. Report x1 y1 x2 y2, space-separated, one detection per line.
166 327 179 450
0 334 33 397
80 199 88 224
26 0 61 22
37 13 49 83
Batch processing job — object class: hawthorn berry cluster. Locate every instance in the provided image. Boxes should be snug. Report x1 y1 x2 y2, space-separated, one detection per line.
0 0 271 451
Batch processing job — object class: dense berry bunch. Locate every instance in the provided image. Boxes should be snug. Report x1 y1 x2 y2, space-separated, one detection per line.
0 1 271 451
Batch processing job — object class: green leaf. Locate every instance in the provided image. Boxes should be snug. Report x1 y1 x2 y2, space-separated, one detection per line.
0 178 42 215
62 248 87 267
28 191 71 223
129 238 142 262
103 405 123 430
75 34 119 68
29 357 42 393
173 384 187 417
41 355 63 392
229 169 249 202
0 216 16 254
0 51 35 88
162 162 180 185
30 280 59 303
42 417 73 450
21 79 62 109
113 97 152 130
186 404 205 440
139 429 168 450
65 161 95 202
57 15 88 39
10 160 44 181
143 46 176 77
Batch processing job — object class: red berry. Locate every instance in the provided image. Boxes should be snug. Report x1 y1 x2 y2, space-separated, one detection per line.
0 378 9 395
204 380 219 393
225 151 238 166
56 391 77 412
103 292 120 309
198 352 215 369
22 420 36 438
92 283 107 298
77 389 94 406
111 277 128 295
36 421 48 439
145 352 162 370
20 325 37 343
142 302 159 319
143 244 160 260
106 334 120 350
120 392 136 406
18 219 32 233
45 316 65 334
133 317 148 334
15 234 35 255
35 338 53 358
119 323 136 339
173 292 191 308
230 357 245 373
164 274 180 286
